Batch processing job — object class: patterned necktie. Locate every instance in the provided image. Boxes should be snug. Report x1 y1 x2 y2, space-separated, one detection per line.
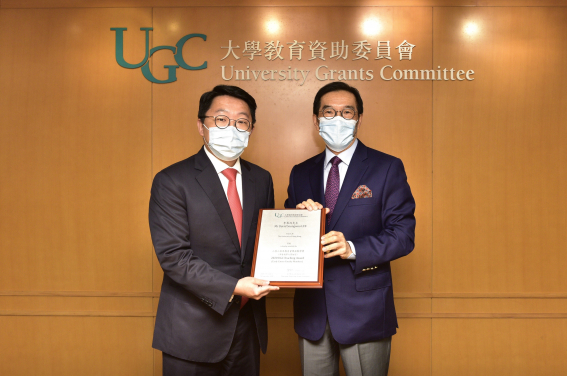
325 156 342 226
221 168 248 308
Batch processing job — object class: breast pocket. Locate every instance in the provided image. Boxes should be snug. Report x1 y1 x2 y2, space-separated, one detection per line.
348 196 379 206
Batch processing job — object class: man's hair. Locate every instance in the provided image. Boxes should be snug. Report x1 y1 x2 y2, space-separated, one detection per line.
312 82 364 116
198 85 257 125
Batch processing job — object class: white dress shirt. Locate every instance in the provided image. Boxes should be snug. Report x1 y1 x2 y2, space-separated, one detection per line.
323 138 359 259
204 146 243 207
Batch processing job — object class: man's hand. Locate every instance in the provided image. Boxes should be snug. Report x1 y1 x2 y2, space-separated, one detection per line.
296 200 349 258
322 231 352 259
234 277 279 300
296 199 331 214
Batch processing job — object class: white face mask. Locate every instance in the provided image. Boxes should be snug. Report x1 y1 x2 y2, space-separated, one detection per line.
318 117 358 152
203 124 250 162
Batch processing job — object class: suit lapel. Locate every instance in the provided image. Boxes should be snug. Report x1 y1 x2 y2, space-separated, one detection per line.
240 160 255 262
194 148 241 255
328 141 369 230
309 151 326 206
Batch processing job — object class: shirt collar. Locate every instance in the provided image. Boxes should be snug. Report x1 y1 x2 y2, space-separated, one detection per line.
324 138 358 168
204 146 242 175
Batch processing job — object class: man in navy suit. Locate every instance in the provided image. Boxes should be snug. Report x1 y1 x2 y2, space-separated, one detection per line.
285 82 416 376
149 85 279 376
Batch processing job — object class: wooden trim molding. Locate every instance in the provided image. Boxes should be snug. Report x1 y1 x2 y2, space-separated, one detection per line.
1 310 566 318
0 310 155 317
268 312 567 319
396 293 567 299
2 292 566 317
0 291 160 298
2 0 567 9
3 291 567 299
400 313 567 318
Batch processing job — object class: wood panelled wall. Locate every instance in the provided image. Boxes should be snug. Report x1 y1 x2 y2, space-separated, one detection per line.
0 2 566 375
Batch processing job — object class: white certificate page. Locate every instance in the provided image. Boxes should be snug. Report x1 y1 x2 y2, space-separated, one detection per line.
254 210 321 282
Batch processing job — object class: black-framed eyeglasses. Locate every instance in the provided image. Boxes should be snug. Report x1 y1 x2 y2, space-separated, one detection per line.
319 108 357 120
202 115 251 132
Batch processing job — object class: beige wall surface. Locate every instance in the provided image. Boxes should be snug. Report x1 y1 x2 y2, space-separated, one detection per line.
0 1 566 375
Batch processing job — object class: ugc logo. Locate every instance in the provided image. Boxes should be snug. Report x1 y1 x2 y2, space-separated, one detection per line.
274 213 283 218
111 27 207 84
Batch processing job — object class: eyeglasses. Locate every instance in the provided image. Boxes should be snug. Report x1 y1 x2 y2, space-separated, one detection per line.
319 108 357 120
202 115 252 132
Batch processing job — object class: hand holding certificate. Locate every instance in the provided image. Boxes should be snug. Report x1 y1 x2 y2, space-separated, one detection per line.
251 209 326 288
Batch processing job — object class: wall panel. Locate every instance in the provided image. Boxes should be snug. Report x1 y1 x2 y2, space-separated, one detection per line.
150 5 432 295
390 318 431 376
0 316 154 376
0 2 566 376
432 7 567 293
432 319 567 375
0 8 153 292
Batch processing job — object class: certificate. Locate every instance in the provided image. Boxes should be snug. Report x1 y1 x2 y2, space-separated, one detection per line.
251 209 325 288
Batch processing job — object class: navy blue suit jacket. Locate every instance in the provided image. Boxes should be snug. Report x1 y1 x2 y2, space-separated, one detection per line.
284 140 415 344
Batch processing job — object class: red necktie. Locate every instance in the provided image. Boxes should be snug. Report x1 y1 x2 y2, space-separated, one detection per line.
221 168 248 308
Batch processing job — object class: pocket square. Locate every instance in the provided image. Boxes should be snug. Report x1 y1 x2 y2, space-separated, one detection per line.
352 185 372 199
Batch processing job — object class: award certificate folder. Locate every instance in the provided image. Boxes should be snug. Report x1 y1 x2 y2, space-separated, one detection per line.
251 209 325 288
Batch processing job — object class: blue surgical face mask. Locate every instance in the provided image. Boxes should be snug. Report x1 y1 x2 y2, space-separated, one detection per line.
203 124 250 162
318 117 358 152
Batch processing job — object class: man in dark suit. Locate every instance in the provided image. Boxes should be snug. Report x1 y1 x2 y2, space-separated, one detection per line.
149 85 279 376
284 82 416 376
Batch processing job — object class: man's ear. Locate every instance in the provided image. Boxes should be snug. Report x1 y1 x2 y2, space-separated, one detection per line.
353 113 363 138
197 119 205 137
313 114 319 130
357 113 363 129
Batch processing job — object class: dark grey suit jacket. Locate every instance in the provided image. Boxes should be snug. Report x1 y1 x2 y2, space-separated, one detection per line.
149 147 274 363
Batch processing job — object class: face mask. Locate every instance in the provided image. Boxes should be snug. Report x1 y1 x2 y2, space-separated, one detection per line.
203 124 250 162
318 117 358 152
